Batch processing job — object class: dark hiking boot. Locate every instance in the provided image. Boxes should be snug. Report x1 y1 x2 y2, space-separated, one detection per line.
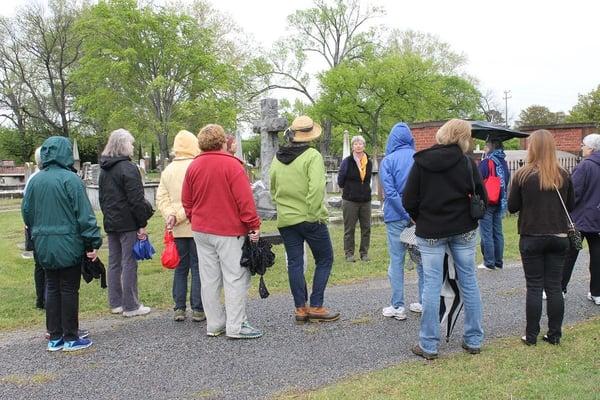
411 344 438 360
461 341 481 354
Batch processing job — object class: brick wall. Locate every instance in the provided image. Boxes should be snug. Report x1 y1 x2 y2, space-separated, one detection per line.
410 121 597 155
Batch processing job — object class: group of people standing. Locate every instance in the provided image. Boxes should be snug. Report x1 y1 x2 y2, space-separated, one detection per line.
22 114 599 355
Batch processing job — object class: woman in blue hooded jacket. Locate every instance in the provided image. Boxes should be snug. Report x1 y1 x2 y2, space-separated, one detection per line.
379 123 423 320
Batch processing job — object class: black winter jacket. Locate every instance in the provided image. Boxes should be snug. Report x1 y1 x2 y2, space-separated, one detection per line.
402 144 487 239
99 156 154 233
337 154 372 202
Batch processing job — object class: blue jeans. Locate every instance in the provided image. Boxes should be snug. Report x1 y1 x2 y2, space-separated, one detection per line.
479 206 504 268
173 238 203 312
385 220 410 308
417 230 484 354
279 222 334 308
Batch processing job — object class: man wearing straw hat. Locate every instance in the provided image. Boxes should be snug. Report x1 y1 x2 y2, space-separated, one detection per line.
270 115 340 324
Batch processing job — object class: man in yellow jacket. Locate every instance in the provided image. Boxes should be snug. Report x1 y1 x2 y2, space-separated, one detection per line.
156 130 205 322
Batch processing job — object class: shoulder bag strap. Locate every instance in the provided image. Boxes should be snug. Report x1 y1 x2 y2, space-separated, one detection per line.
554 184 575 229
487 158 496 177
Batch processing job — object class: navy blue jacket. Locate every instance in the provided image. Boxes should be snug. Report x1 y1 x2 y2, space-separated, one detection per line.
571 151 600 233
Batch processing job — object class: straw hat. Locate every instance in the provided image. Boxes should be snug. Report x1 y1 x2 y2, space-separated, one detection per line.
289 116 322 142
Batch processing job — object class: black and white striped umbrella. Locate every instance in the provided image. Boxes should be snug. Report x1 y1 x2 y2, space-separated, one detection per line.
439 252 463 342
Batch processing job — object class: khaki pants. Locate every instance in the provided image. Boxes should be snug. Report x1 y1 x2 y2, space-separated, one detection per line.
192 232 249 335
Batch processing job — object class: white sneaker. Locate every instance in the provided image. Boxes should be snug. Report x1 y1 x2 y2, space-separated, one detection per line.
110 306 123 314
382 305 406 320
542 290 547 300
123 305 151 317
587 293 600 305
409 303 423 313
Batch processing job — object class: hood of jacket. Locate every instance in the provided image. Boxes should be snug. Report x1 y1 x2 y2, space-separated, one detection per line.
41 136 74 170
413 143 464 172
173 130 200 159
100 155 131 170
385 123 415 156
276 144 310 165
586 150 600 166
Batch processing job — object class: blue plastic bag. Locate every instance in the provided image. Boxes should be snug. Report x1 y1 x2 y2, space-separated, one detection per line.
133 237 156 260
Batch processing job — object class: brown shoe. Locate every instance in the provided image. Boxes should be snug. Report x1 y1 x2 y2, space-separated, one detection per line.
308 306 340 322
295 306 309 324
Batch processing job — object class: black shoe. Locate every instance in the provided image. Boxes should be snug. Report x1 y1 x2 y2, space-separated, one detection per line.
461 341 481 354
521 335 536 346
542 335 560 345
411 344 438 360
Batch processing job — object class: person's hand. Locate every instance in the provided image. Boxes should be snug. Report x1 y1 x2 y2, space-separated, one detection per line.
248 229 260 243
166 215 176 230
86 249 98 261
137 227 148 240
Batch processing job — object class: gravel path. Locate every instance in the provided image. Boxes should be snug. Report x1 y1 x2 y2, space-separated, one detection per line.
1 254 598 400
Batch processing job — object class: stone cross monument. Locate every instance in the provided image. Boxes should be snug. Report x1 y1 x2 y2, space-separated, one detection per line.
342 129 351 159
252 98 288 189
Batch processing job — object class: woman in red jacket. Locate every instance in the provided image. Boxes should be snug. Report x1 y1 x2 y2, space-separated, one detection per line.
182 124 262 339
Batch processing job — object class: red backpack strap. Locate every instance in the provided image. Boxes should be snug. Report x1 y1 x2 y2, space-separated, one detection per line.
487 159 496 177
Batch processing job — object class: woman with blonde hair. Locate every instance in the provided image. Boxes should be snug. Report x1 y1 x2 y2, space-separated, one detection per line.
403 118 486 359
508 129 574 345
157 130 205 322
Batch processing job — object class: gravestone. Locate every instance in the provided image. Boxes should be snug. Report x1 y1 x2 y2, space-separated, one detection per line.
251 98 287 219
252 98 287 189
342 130 350 159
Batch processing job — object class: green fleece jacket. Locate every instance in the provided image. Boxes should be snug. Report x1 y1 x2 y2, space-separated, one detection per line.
270 147 328 228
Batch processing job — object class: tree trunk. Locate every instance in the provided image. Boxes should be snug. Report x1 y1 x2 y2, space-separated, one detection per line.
319 119 332 157
158 132 169 162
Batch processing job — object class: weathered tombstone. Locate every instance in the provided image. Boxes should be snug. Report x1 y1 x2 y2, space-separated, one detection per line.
342 129 350 159
252 98 287 189
251 98 287 219
72 138 81 172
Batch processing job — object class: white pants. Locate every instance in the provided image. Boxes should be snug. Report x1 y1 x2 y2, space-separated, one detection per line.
192 232 249 335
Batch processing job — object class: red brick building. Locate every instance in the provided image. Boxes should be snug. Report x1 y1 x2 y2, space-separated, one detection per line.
409 121 597 155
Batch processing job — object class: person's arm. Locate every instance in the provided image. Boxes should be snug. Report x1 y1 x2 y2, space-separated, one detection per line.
507 173 521 214
67 176 102 251
565 175 575 212
471 158 488 205
380 158 402 217
123 163 153 228
181 167 194 223
402 164 420 222
156 173 177 226
478 158 489 179
306 151 326 222
570 163 587 206
230 167 261 232
337 158 348 188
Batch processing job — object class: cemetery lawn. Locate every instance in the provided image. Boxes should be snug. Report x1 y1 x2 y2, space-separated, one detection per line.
0 209 519 331
278 317 600 400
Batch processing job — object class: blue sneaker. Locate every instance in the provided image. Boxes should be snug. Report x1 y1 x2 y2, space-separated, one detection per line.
63 338 93 352
47 338 64 352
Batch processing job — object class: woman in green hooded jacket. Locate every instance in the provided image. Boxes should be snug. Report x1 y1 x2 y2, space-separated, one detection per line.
22 136 102 352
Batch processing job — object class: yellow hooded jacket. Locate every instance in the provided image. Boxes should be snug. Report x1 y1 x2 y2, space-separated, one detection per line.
156 130 200 237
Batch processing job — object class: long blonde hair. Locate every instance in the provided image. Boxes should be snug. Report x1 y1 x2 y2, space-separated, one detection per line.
516 129 564 190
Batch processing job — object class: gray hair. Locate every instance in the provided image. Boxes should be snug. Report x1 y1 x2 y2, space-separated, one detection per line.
34 147 42 168
583 133 600 151
102 129 135 157
351 135 366 146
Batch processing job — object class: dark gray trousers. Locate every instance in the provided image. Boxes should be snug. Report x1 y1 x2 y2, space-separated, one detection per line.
342 199 371 257
107 231 140 312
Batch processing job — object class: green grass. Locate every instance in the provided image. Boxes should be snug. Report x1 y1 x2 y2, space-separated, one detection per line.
278 317 600 400
0 207 519 331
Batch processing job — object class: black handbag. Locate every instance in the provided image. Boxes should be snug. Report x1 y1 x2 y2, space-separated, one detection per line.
555 186 583 251
465 157 486 220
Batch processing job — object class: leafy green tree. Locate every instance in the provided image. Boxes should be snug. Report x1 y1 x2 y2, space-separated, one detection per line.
518 105 566 127
566 85 600 126
314 52 481 153
73 0 243 159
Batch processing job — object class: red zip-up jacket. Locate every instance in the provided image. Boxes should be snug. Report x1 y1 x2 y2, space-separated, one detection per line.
182 151 260 236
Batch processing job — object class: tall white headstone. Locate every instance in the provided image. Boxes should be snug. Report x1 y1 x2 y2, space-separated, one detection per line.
342 129 350 159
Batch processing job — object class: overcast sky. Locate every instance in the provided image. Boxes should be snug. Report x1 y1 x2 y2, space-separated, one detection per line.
2 0 598 123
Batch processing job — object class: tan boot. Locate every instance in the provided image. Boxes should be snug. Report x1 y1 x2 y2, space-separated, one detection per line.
295 306 309 324
308 306 340 322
